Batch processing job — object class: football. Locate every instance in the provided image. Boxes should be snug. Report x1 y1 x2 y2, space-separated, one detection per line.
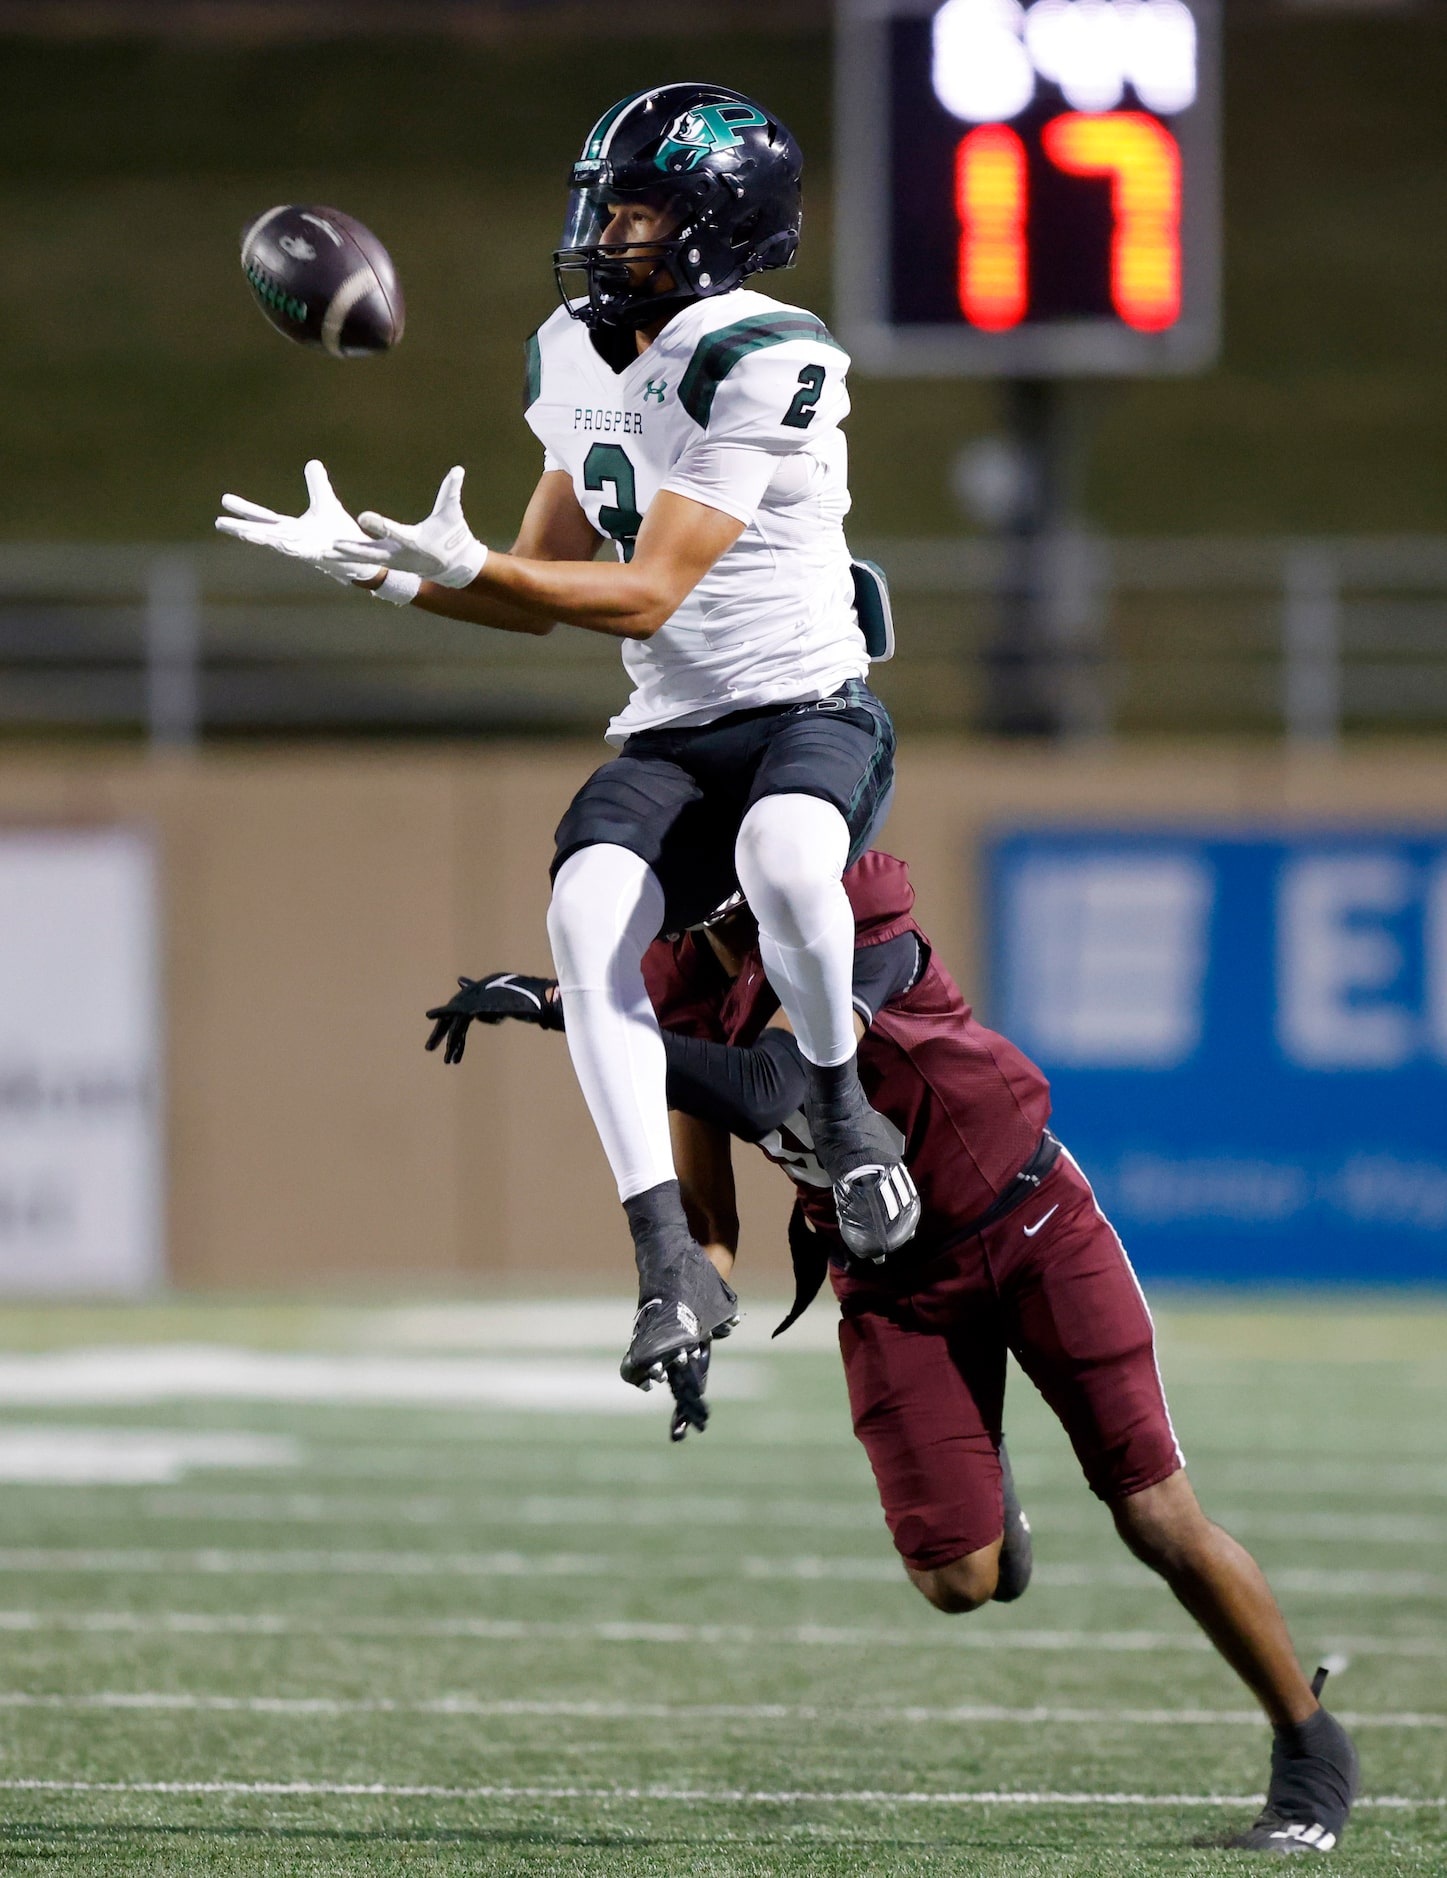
240 203 405 357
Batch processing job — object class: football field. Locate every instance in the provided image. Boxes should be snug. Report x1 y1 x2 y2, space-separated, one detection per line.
0 1297 1442 1877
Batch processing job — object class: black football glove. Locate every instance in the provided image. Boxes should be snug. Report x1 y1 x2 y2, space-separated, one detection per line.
424 971 564 1065
667 1345 712 1443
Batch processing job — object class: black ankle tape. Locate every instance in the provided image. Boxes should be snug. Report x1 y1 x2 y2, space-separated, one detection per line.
803 1053 903 1189
807 1059 857 1096
805 1058 869 1122
623 1180 688 1240
1265 1705 1356 1836
623 1180 692 1301
1274 1707 1339 1759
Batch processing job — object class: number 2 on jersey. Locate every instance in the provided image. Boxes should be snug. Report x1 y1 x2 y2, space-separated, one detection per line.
583 443 643 562
782 363 826 429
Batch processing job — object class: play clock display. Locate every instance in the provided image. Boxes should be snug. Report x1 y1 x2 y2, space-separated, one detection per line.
835 0 1220 375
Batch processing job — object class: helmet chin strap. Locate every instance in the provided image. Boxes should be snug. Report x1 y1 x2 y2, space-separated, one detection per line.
589 245 678 325
600 282 699 333
556 217 742 333
575 270 689 333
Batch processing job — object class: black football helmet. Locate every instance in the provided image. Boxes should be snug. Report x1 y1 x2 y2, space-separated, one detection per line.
553 82 803 331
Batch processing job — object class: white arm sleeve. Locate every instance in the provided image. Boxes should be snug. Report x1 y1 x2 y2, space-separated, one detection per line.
662 340 850 528
660 439 781 528
543 446 565 473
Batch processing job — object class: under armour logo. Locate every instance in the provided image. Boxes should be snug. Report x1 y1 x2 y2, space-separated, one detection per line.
278 234 316 261
643 378 668 403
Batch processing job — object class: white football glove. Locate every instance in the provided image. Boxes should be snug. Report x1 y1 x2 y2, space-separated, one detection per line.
346 465 489 589
215 460 374 586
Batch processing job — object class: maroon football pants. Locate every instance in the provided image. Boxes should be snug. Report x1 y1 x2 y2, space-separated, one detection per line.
832 1152 1184 1572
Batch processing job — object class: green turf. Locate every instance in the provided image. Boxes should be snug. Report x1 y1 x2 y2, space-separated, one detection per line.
0 1298 1441 1874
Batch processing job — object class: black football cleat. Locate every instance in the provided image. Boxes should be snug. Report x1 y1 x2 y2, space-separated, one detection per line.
621 1251 737 1391
992 1439 1033 1603
621 1180 739 1438
805 1063 919 1262
1229 1670 1359 1854
834 1160 921 1263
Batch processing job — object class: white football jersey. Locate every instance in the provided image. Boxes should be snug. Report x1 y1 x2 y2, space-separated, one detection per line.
524 288 869 746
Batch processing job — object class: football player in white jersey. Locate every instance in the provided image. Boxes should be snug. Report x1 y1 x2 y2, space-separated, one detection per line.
215 83 920 1433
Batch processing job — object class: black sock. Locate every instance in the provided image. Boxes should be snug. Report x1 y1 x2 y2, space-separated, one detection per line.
804 1055 868 1120
804 1055 900 1184
623 1180 693 1301
1273 1707 1342 1760
1265 1704 1356 1835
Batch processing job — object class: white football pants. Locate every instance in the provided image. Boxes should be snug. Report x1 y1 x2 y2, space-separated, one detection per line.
547 843 673 1202
546 796 861 1204
734 792 858 1069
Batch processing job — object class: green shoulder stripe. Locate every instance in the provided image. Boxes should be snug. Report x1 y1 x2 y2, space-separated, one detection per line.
524 327 542 413
678 311 845 428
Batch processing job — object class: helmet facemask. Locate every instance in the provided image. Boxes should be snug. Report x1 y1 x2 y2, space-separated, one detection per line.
553 171 750 332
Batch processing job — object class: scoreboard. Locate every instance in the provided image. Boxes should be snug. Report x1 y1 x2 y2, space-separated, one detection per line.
834 0 1220 375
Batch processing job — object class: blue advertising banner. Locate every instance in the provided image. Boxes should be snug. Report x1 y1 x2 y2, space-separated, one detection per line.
986 829 1447 1284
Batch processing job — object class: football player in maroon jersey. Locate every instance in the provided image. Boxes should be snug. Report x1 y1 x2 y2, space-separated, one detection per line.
426 850 1359 1855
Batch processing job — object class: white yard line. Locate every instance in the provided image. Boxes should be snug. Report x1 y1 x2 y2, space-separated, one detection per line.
0 1691 1439 1727
293 1451 1447 1494
1 1549 1441 1595
122 1492 1447 1546
743 1558 1447 1596
360 1301 844 1355
0 1430 300 1486
0 1347 765 1411
1211 1510 1447 1545
0 1611 1441 1657
136 1492 884 1532
1159 1459 1447 1499
0 1777 1440 1808
0 1549 612 1576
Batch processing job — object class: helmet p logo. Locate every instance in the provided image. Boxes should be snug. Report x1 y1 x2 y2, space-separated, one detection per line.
656 103 768 174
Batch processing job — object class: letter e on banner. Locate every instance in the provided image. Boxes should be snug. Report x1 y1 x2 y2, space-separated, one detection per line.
1276 853 1414 1070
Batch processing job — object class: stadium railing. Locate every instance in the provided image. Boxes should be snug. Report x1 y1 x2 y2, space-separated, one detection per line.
2 536 1445 742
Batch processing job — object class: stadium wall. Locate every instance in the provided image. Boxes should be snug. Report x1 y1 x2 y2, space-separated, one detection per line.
0 741 1442 1294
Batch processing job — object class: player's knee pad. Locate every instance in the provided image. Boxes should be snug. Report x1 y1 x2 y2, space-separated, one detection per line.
547 843 664 992
735 793 850 948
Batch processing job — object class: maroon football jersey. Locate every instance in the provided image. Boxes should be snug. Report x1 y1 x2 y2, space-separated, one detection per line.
642 851 1052 1255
